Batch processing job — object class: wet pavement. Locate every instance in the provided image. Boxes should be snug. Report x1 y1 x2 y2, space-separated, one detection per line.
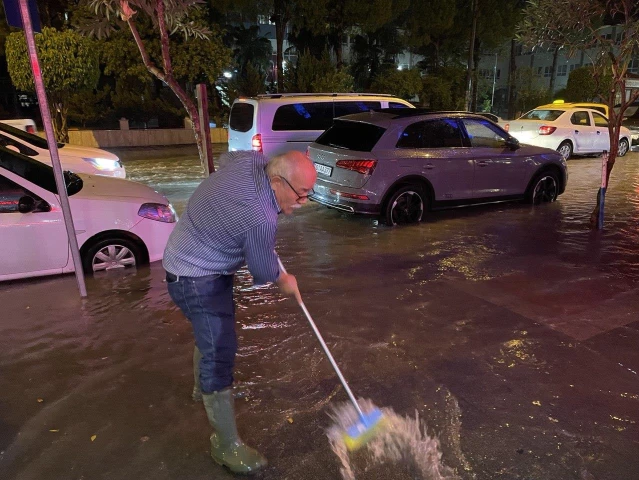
1 146 639 480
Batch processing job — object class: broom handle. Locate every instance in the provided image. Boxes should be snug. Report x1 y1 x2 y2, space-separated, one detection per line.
277 257 366 421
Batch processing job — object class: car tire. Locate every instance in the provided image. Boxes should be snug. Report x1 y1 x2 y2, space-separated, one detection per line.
557 141 573 161
526 171 559 205
82 236 143 274
618 138 629 157
383 185 427 226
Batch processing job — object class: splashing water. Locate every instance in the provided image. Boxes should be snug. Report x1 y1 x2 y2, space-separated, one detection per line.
327 399 460 480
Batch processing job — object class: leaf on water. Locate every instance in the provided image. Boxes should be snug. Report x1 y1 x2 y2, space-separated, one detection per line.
37 398 44 403
287 417 294 424
140 436 150 442
49 429 59 432
91 435 97 442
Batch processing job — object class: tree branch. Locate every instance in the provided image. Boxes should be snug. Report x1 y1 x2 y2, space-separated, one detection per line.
126 17 165 81
155 0 174 79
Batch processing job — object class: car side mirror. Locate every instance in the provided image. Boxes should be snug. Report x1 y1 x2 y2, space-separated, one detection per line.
6 144 21 153
505 137 520 150
18 195 36 213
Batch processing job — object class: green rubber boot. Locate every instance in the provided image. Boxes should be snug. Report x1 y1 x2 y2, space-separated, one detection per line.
202 388 267 474
192 346 202 402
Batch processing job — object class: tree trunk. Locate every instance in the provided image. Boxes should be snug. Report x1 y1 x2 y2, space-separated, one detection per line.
274 15 286 93
124 0 211 175
507 39 517 119
549 46 559 95
465 0 479 111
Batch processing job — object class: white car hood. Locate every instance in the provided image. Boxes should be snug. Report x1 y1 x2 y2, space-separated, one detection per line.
73 174 168 204
59 144 119 160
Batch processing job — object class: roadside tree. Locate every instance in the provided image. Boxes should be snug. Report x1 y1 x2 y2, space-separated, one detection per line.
5 27 100 142
517 0 639 227
85 0 231 174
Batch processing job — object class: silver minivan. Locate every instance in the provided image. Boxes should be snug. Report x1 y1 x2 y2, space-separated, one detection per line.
228 93 413 157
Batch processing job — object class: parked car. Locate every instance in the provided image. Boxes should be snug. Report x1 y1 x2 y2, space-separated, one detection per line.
228 93 414 157
537 100 610 117
620 101 639 151
0 118 37 134
307 109 567 225
0 122 126 178
504 107 632 160
0 146 176 281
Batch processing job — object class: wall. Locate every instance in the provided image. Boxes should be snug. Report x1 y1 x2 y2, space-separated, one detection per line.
59 128 228 148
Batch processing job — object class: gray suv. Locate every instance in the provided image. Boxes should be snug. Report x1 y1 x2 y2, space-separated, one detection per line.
307 110 567 225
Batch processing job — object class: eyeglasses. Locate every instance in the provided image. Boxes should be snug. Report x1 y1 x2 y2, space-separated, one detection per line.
278 175 314 202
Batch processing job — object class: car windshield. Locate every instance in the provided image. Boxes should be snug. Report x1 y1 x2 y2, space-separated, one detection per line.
0 122 65 150
315 120 386 151
520 109 564 121
0 146 82 195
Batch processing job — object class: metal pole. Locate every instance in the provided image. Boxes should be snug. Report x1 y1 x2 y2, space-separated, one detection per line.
18 0 87 297
491 52 498 110
598 150 607 230
196 83 214 175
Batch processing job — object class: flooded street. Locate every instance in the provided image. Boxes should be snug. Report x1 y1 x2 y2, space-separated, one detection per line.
1 146 639 479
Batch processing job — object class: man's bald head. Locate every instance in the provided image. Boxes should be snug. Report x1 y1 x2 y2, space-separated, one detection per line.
267 151 317 215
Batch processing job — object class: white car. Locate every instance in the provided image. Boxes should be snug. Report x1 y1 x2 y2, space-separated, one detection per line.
0 146 176 282
0 122 126 178
0 118 37 133
504 107 632 160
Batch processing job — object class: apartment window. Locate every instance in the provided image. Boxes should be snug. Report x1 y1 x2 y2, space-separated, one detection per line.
569 64 578 72
629 57 639 74
537 66 543 76
496 69 501 80
557 65 567 77
544 66 552 77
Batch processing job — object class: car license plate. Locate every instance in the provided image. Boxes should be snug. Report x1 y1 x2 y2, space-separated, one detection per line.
314 163 332 176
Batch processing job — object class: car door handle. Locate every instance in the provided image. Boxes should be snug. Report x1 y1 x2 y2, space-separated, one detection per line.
424 163 434 170
477 160 488 167
596 131 601 135
574 130 579 134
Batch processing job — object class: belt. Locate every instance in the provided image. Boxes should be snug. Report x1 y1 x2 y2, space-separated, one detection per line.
166 271 178 282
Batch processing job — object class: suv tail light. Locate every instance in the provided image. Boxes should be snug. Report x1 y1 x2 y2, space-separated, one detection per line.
26 125 36 134
251 134 263 152
335 159 377 175
538 125 557 135
504 123 509 132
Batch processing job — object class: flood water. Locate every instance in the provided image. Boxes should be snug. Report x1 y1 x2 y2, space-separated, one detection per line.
1 146 638 480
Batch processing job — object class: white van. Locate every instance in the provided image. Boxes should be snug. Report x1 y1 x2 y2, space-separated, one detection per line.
0 118 37 134
228 93 414 156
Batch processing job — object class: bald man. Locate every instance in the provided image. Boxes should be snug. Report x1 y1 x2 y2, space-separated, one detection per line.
163 150 316 474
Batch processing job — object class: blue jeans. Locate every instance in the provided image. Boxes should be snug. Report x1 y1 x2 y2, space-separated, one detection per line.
167 272 236 393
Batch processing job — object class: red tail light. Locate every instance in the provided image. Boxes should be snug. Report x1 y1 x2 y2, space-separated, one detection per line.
26 125 36 134
251 134 263 152
335 159 377 175
538 125 557 135
504 123 510 132
329 189 369 200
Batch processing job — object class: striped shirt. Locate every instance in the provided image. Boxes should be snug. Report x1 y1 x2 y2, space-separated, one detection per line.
163 151 281 284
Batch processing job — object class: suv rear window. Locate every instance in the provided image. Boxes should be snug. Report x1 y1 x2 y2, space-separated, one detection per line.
315 120 386 152
229 103 255 132
272 102 334 131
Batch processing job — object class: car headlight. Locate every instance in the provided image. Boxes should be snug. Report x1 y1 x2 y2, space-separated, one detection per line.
138 203 178 223
83 157 122 171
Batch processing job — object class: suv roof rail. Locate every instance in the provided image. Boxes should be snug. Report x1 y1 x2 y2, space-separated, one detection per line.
254 92 394 99
370 108 486 118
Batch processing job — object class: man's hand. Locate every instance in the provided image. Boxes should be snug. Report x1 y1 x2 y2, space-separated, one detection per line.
276 272 302 304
